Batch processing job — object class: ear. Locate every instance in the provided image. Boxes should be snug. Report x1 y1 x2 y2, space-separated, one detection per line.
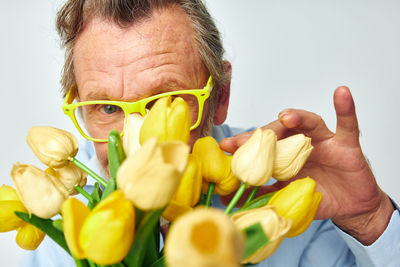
214 61 231 125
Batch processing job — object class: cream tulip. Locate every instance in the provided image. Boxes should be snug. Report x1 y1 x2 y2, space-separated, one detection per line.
11 164 68 218
123 113 145 157
231 128 277 186
165 207 245 267
26 126 78 168
117 137 189 210
47 163 87 195
231 206 291 264
273 134 313 181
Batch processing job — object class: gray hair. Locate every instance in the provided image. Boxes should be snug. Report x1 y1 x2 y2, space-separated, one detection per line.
56 0 228 133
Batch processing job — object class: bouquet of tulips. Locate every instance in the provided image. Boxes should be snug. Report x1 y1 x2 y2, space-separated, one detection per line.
1 96 322 266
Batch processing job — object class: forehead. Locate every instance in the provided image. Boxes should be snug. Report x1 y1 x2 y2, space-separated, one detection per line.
73 5 208 101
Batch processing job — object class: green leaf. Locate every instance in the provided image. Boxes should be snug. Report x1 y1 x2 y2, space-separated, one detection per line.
243 222 269 259
15 211 70 254
123 209 164 267
73 256 90 267
52 219 63 232
235 191 277 213
88 182 103 209
149 255 166 267
143 218 161 266
102 130 126 200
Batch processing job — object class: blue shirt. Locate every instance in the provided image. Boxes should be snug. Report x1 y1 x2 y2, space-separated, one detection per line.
21 125 400 267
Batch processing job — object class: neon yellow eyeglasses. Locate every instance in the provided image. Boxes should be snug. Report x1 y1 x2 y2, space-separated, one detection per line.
62 76 213 142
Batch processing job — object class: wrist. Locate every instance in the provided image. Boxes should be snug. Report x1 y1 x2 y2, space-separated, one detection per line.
333 192 394 245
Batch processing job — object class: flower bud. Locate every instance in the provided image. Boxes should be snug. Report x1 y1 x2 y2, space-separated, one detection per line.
16 223 45 250
273 134 313 181
26 126 78 168
192 136 232 184
231 206 291 264
117 137 189 210
11 164 68 218
165 207 245 267
268 177 322 237
48 163 87 195
123 113 144 157
80 191 135 265
162 200 192 222
231 128 276 186
140 96 191 144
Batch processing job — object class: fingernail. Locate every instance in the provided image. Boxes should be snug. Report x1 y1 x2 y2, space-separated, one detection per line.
278 109 291 121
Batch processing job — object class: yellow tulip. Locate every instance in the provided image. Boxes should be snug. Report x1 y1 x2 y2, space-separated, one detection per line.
117 137 189 210
267 177 322 237
0 185 45 250
231 128 277 186
79 191 135 265
165 207 245 267
123 113 145 157
273 134 313 181
11 164 68 218
26 126 78 168
61 197 90 259
140 96 191 144
192 136 232 184
162 200 192 222
16 223 45 250
47 163 87 195
0 184 20 201
0 200 27 232
231 206 292 264
173 154 202 207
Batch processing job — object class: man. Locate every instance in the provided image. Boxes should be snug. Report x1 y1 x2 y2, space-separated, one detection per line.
22 0 400 266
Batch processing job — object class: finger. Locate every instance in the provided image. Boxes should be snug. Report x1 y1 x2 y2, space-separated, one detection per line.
278 108 333 142
333 86 360 145
219 120 289 153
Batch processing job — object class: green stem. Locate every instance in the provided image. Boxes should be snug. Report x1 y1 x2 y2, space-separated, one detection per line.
70 157 107 187
205 183 215 207
224 183 247 214
244 186 260 206
74 186 94 203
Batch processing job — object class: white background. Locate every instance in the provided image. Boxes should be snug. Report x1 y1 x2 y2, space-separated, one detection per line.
1 0 400 266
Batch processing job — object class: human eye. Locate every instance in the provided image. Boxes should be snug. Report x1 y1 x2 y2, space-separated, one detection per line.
98 104 122 115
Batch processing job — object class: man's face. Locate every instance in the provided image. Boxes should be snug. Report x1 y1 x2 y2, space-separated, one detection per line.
73 6 215 173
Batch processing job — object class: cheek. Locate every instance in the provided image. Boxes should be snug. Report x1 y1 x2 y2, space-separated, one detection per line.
93 142 109 173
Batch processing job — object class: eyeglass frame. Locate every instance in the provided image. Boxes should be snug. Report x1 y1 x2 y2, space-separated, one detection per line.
62 76 214 142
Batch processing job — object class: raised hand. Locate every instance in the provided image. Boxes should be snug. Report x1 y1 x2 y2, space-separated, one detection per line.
220 86 394 245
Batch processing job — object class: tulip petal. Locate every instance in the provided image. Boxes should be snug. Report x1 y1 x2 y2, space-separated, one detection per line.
79 191 135 265
165 207 244 267
193 136 232 184
231 129 276 186
231 206 291 264
0 200 27 232
26 126 78 168
62 197 90 258
16 223 45 250
11 164 68 218
0 185 20 201
123 113 144 157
